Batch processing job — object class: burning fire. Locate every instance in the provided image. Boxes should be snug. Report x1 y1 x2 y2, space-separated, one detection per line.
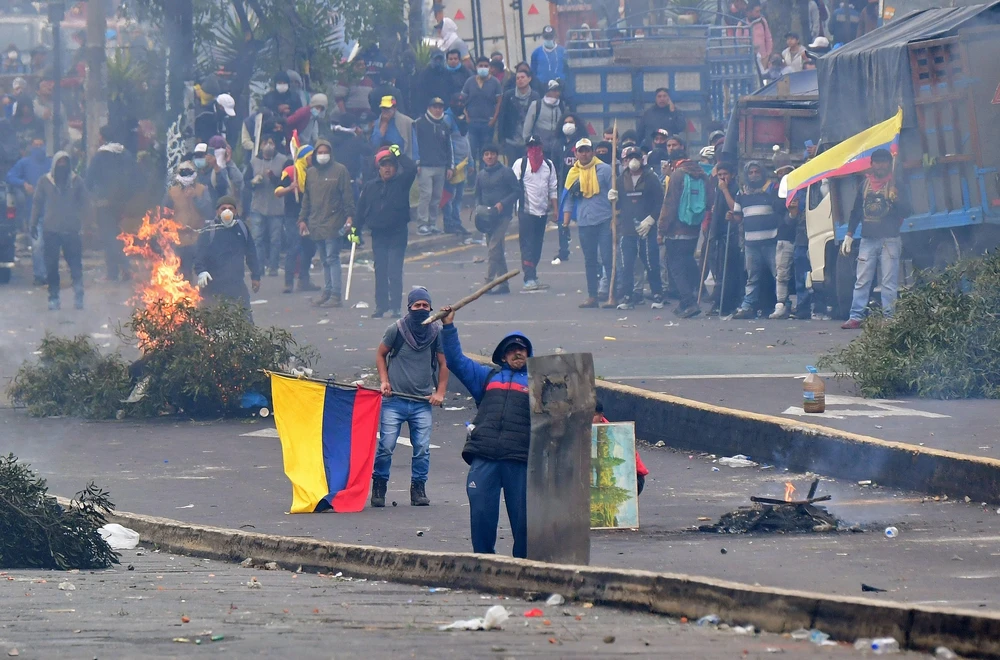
119 209 201 345
784 482 797 502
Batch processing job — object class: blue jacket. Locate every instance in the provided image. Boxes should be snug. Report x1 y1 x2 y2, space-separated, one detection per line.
566 162 613 227
442 324 533 463
530 45 566 86
6 147 50 192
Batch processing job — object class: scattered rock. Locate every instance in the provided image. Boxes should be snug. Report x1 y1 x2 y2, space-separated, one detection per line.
603 635 616 644
247 577 262 589
545 594 565 606
57 582 75 591
264 562 278 571
240 557 253 568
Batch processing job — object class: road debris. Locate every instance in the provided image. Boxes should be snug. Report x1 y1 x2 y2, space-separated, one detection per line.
718 455 758 468
438 605 510 631
264 562 278 570
884 526 899 538
240 557 253 567
523 608 544 617
97 524 140 550
545 594 565 606
57 582 75 591
861 583 887 593
247 577 261 589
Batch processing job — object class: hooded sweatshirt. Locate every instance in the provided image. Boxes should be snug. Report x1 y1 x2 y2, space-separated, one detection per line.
658 159 708 239
298 139 355 241
30 151 87 235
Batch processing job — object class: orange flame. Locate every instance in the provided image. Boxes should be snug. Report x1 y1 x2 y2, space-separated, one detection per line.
784 482 796 502
119 208 201 346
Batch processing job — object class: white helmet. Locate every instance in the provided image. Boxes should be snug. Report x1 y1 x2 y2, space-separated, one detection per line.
699 145 715 160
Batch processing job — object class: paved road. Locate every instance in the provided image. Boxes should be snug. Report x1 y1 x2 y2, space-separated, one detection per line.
0 550 929 659
4 408 999 612
1 230 996 460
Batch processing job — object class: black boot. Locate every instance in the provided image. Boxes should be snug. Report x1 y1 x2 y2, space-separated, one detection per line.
410 480 430 506
371 477 387 508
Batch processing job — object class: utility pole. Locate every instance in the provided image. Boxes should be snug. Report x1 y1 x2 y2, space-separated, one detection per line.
48 1 65 155
85 0 107 160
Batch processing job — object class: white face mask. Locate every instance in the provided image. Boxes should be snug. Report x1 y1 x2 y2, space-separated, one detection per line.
628 159 641 172
275 83 289 93
220 208 236 227
543 95 558 106
477 67 490 77
315 153 331 165
176 172 196 186
562 123 575 136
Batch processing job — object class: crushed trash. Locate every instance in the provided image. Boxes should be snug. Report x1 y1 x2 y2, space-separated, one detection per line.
718 455 758 468
545 594 565 606
523 608 544 617
808 629 835 646
790 628 810 640
438 605 510 631
428 587 451 593
264 562 278 571
444 406 465 411
861 583 887 593
57 582 75 591
884 526 899 538
353 301 370 309
696 614 720 626
732 625 755 634
935 647 957 659
247 577 262 589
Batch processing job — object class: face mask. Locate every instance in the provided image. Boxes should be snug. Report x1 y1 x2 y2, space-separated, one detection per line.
176 172 196 186
477 67 489 77
194 157 206 169
409 308 431 323
562 123 575 136
315 153 331 165
311 107 322 119
220 208 236 227
628 159 641 172
543 39 555 49
429 108 444 120
29 146 45 159
262 146 275 158
8 51 17 60
275 83 289 94
446 62 461 72
543 95 558 106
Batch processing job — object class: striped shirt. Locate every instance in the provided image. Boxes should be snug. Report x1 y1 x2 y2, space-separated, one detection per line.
734 185 783 243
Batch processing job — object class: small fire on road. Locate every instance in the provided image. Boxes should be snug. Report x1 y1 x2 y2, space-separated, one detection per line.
784 481 796 502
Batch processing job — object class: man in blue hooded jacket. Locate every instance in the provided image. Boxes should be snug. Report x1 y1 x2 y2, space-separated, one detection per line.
440 304 532 558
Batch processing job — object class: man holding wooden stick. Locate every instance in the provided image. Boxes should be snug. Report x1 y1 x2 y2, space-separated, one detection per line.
371 287 449 508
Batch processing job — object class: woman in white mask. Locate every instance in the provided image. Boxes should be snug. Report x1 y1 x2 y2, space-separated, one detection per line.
263 70 302 114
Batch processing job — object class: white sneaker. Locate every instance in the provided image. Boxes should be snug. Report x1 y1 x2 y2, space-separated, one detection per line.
768 302 788 320
551 257 562 266
811 311 832 321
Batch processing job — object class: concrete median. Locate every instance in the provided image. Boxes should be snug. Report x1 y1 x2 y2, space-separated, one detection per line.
98 506 1000 658
462 354 1000 503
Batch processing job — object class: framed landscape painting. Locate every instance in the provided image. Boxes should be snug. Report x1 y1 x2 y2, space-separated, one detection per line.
591 422 639 530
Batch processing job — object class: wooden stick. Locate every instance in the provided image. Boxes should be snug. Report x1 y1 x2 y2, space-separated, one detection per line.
423 269 521 324
264 370 431 403
697 227 710 305
607 120 618 306
750 495 832 506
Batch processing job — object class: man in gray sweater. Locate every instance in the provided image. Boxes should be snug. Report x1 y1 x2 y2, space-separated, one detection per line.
30 151 87 310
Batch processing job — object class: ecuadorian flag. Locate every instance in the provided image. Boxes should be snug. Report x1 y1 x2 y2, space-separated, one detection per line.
780 107 903 205
270 372 382 513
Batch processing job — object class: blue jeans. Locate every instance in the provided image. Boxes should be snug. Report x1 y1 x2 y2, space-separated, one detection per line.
247 212 283 273
319 237 342 296
468 122 493 174
849 236 901 321
792 243 812 313
578 221 613 298
466 457 527 558
373 397 433 482
741 240 778 310
443 180 465 231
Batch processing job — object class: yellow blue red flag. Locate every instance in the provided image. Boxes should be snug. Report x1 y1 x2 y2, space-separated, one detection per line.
270 372 382 513
780 107 903 205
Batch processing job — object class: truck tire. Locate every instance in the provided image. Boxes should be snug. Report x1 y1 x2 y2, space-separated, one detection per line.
0 267 10 285
834 244 857 320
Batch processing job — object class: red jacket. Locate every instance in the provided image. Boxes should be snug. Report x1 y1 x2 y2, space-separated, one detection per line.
598 416 650 476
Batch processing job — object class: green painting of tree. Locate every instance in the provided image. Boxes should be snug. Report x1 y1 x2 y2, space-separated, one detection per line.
591 425 634 528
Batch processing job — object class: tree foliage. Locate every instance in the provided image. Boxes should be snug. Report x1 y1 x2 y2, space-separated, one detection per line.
8 301 318 419
0 454 119 570
819 251 1000 399
590 427 633 528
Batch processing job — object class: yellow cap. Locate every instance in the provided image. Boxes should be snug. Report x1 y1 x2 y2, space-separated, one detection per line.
379 95 396 109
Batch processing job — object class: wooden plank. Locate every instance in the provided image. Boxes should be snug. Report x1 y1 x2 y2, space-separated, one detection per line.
525 353 595 566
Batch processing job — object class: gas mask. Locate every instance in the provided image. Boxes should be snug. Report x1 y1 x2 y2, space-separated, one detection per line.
628 158 642 172
219 208 236 227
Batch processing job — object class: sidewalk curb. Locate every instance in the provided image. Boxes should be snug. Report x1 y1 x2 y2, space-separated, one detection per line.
462 354 1000 503
93 506 1000 658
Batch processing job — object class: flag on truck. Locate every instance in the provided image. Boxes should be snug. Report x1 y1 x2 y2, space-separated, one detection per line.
779 107 903 206
269 372 382 513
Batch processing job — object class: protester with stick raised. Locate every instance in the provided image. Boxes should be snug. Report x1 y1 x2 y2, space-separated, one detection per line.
371 287 449 508
439 303 532 558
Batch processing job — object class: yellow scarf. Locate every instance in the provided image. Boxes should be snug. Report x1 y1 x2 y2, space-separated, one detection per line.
565 157 604 198
194 84 215 107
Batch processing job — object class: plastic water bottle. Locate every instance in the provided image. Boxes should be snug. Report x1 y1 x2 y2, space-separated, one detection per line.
884 526 899 538
871 637 900 654
803 366 826 413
